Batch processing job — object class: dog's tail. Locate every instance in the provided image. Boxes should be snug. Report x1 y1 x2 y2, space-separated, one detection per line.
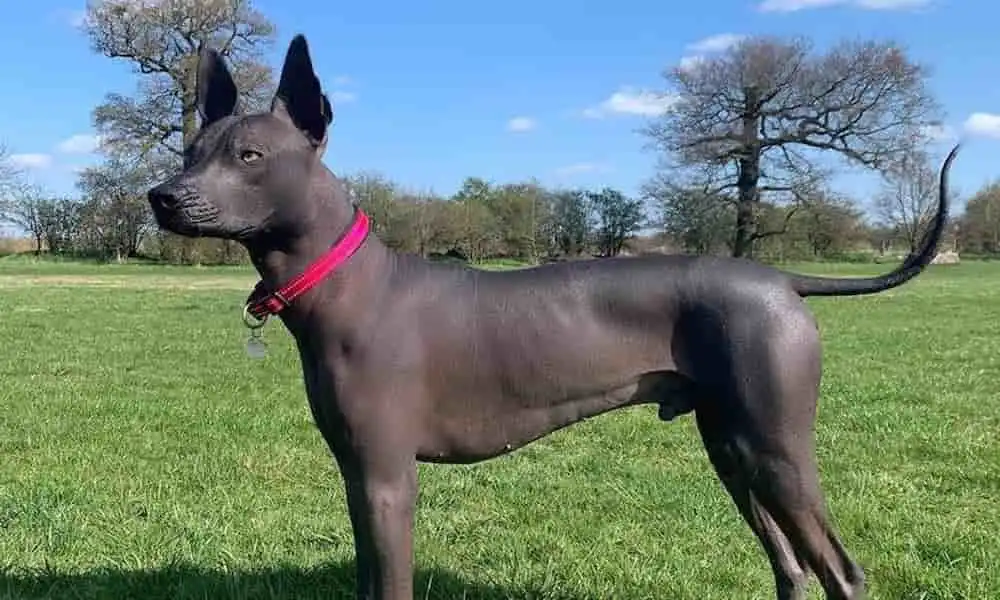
788 143 960 298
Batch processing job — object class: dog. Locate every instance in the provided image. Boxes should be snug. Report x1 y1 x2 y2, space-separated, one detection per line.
147 34 959 600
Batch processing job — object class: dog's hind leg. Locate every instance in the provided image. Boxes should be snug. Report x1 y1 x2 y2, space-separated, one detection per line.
695 406 811 600
685 304 865 600
695 399 865 600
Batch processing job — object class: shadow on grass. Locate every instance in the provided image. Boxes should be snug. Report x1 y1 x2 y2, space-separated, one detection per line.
0 560 599 600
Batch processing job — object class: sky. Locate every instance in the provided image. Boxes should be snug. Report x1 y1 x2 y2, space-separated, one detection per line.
0 0 998 221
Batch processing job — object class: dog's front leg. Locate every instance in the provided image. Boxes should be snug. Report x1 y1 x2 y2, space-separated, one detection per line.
342 472 377 598
348 458 418 600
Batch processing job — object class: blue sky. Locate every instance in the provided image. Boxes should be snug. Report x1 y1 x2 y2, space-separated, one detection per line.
0 0 998 220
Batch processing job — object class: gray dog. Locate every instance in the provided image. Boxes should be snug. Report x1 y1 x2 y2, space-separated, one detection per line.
147 34 959 600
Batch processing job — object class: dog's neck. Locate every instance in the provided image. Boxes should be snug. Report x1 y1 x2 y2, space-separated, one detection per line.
244 168 394 337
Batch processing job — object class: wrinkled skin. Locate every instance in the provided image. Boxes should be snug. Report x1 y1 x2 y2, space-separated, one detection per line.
147 34 959 600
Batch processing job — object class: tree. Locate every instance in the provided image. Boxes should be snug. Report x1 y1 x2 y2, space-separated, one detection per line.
798 193 865 258
36 199 83 255
452 177 502 261
0 185 48 254
0 145 26 237
83 0 276 264
960 181 1000 255
76 155 156 261
0 145 21 198
643 35 940 258
83 0 276 159
645 179 734 255
751 193 866 261
388 192 461 257
875 150 940 253
547 189 592 257
489 182 545 261
586 187 645 257
345 172 398 237
0 186 83 256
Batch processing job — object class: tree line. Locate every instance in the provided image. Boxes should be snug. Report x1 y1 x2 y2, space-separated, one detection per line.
0 0 993 264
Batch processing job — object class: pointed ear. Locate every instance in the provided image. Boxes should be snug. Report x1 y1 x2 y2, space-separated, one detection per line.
315 94 334 154
321 93 334 126
196 45 238 126
271 35 330 146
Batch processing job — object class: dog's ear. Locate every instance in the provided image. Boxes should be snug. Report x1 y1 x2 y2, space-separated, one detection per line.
321 93 334 126
196 45 238 127
315 93 334 154
271 35 329 146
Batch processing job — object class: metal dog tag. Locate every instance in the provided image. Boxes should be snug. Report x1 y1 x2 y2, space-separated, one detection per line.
242 304 269 359
246 331 268 359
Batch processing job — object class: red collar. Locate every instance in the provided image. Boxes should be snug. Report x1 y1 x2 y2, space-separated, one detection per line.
244 209 370 322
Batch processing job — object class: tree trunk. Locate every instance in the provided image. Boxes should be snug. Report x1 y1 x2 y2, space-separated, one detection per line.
177 55 200 263
733 86 762 259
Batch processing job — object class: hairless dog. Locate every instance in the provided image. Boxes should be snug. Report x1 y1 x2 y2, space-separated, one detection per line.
147 34 960 600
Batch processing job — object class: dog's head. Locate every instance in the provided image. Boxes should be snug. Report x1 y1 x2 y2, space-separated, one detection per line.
147 35 334 242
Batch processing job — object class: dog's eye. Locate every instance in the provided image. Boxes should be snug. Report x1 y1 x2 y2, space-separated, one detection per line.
239 149 263 164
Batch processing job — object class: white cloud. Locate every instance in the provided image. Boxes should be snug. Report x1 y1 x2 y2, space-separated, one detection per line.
330 91 357 103
9 153 53 169
64 8 87 27
51 8 87 27
963 113 1000 139
506 116 537 132
758 0 930 12
553 162 610 176
582 87 677 119
856 0 931 7
921 123 956 142
56 134 103 154
328 76 355 105
678 55 708 72
677 34 744 73
685 33 745 54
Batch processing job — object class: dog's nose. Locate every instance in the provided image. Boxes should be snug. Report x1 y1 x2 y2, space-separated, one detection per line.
147 185 178 209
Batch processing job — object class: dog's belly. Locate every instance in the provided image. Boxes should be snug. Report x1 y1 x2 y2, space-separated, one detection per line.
415 371 697 464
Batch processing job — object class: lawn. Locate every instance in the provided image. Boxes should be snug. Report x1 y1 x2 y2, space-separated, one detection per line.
0 256 998 599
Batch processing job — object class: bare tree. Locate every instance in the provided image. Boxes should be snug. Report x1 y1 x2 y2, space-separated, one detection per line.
875 150 940 253
0 146 22 236
643 35 941 258
83 0 276 158
83 0 277 263
0 185 46 253
0 186 81 255
76 155 156 261
0 145 21 196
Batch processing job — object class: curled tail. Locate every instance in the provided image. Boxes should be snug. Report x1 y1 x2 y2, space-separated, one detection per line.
789 143 960 298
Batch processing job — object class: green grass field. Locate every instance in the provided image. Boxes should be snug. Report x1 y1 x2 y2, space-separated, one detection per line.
0 256 998 599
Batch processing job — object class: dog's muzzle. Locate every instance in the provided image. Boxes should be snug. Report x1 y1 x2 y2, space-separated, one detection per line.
147 183 219 234
147 183 182 216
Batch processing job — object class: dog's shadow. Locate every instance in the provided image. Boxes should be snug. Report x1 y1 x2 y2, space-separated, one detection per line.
0 560 600 600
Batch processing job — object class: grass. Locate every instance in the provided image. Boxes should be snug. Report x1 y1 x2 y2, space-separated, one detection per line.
0 256 998 599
